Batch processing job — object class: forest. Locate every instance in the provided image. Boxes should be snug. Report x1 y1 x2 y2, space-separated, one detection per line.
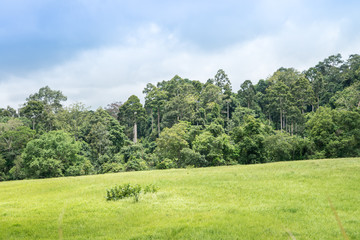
1 53 360 181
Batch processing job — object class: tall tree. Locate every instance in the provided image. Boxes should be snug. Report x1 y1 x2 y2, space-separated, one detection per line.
55 102 89 140
238 80 256 108
20 100 45 131
214 69 233 123
143 83 167 135
24 86 67 131
332 82 360 110
27 86 67 113
314 54 345 105
291 76 314 114
305 67 324 110
266 81 290 131
214 69 231 93
118 95 146 143
343 54 360 87
161 76 198 127
199 83 222 124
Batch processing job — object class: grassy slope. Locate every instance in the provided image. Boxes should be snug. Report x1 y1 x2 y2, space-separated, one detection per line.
0 158 359 240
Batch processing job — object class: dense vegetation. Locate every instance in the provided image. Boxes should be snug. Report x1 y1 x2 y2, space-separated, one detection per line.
1 159 359 239
1 53 360 180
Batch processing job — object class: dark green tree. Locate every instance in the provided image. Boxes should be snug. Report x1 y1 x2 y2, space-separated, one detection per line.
22 130 92 178
20 100 45 131
238 80 256 109
0 118 35 179
266 81 290 131
155 121 190 162
118 95 146 143
26 86 67 113
232 116 267 164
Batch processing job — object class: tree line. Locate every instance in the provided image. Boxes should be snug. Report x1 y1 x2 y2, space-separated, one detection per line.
1 53 360 181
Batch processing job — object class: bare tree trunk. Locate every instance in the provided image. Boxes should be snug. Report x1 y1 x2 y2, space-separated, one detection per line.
227 101 229 122
280 109 283 132
133 121 137 143
151 108 154 132
177 105 180 121
157 107 161 136
268 112 271 125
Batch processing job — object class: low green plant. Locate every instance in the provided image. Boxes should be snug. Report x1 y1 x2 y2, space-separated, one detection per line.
106 183 141 202
106 183 158 202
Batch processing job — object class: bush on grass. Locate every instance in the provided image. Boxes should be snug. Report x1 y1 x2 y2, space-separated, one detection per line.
106 183 158 202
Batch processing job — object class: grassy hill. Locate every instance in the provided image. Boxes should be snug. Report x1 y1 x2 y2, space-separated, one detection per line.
0 158 359 239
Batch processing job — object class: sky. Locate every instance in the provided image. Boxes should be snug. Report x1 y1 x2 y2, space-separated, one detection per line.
1 0 360 109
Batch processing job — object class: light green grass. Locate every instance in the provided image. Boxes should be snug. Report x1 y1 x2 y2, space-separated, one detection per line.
1 158 359 239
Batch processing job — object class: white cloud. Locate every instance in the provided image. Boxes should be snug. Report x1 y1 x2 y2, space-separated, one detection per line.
1 20 359 109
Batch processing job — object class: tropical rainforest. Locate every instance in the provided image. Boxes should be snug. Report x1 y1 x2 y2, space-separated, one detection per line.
1 53 360 181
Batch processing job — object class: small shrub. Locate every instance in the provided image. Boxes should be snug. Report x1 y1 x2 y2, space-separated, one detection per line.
106 183 158 202
106 183 141 202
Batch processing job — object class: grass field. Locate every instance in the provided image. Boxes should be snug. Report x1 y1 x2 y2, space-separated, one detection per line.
0 158 359 239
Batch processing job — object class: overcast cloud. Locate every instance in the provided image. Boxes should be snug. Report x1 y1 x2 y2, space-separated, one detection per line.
1 0 360 109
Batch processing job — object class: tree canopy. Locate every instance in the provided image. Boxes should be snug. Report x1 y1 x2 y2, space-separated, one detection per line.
1 53 360 181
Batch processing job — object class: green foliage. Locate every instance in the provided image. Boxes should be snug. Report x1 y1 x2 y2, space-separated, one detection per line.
20 100 45 131
65 159 94 176
118 95 146 140
234 116 267 164
306 107 360 158
179 148 207 167
193 129 235 166
264 132 292 162
101 162 124 173
106 183 158 202
55 102 89 140
0 155 6 181
231 106 256 127
155 121 190 161
80 108 127 170
106 183 142 202
238 80 256 108
8 156 26 180
331 82 360 110
0 118 35 179
22 130 91 178
214 69 232 93
26 86 67 113
156 158 176 169
160 76 199 126
3 54 360 181
124 157 148 171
